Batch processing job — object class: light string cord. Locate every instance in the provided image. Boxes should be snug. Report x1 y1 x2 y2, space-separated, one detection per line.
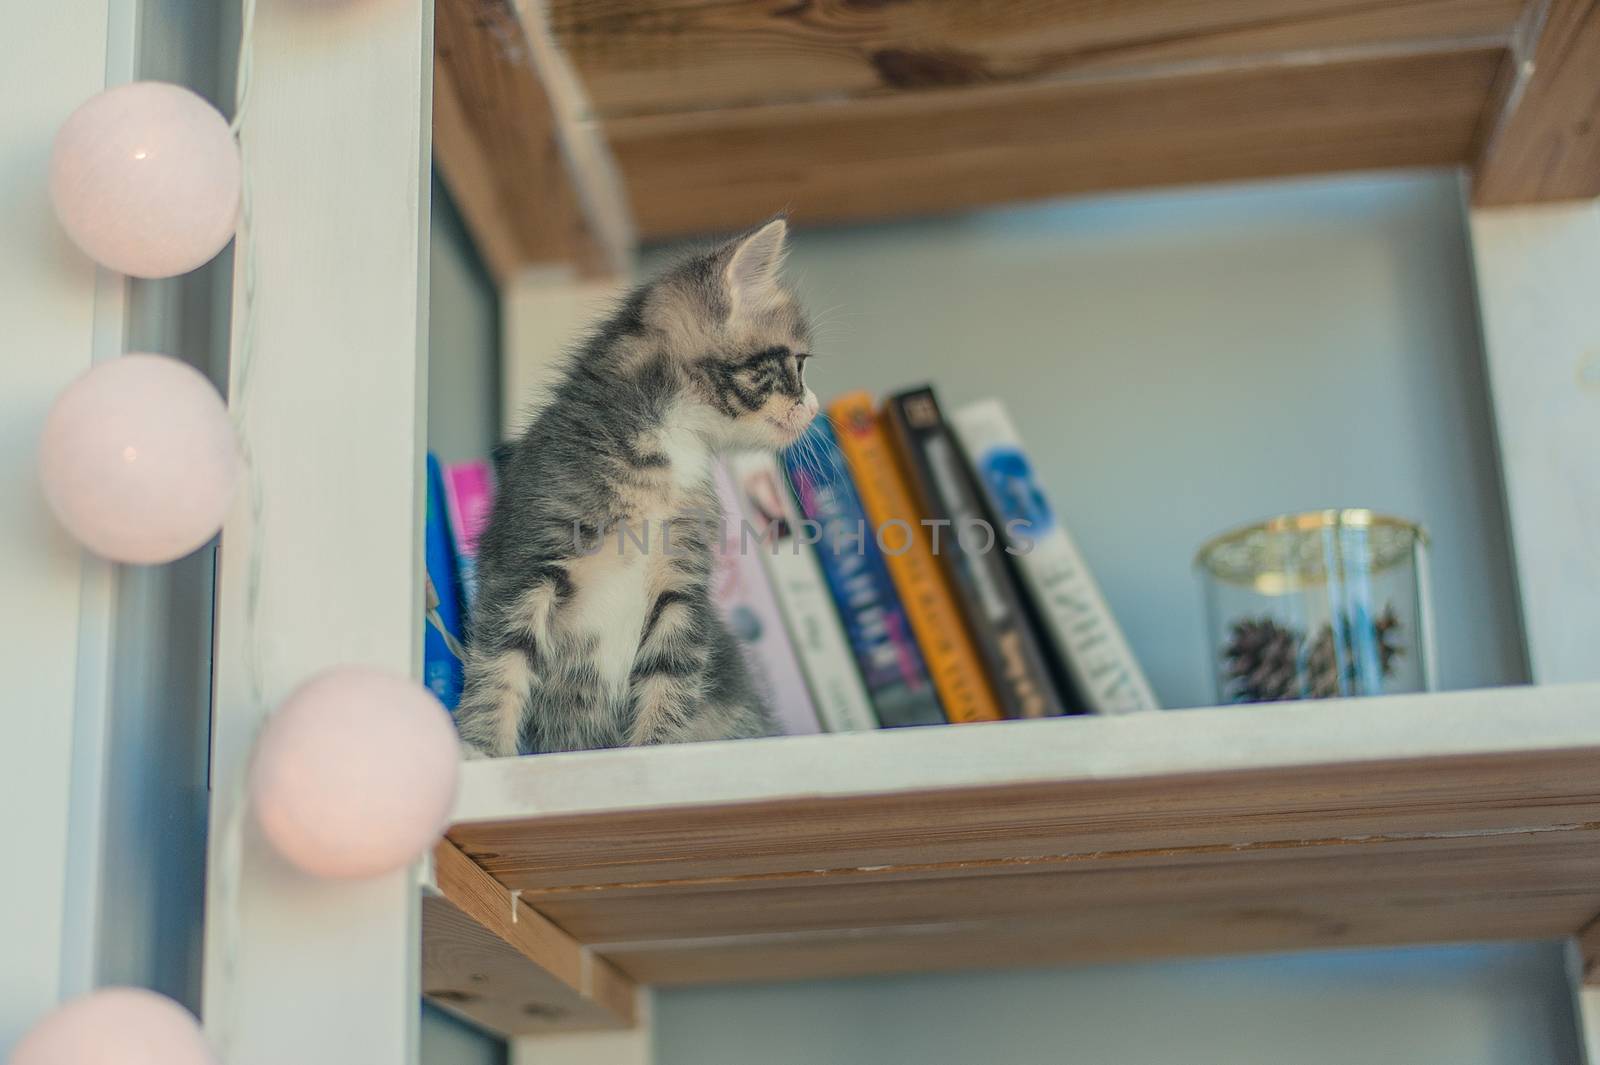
214 0 260 1059
227 0 256 139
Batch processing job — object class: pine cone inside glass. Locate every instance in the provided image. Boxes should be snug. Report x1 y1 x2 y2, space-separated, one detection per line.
1222 617 1305 703
1221 607 1404 704
1303 606 1404 698
1198 512 1430 701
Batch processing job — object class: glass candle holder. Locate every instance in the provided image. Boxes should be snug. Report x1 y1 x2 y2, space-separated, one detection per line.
1195 510 1434 704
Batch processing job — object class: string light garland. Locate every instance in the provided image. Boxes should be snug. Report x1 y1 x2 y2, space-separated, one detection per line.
38 354 238 565
252 667 461 879
19 0 461 1060
49 81 241 279
8 987 214 1065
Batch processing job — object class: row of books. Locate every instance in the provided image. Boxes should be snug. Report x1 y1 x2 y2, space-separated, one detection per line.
421 387 1158 731
723 387 1158 734
423 454 491 711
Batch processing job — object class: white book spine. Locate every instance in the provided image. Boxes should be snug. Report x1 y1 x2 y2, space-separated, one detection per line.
951 399 1161 715
725 451 880 732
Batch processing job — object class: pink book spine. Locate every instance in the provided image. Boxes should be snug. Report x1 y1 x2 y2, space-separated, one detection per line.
442 460 495 558
711 463 821 736
443 460 495 612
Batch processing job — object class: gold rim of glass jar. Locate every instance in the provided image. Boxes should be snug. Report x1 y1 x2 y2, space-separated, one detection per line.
1194 509 1429 594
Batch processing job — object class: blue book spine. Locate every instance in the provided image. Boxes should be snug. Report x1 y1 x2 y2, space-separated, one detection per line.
424 453 466 711
784 421 944 727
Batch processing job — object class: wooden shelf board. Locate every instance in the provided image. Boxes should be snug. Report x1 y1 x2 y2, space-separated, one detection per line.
607 46 1508 239
436 0 1597 273
549 0 1527 119
424 684 1600 1016
1472 0 1600 204
450 684 1600 827
434 0 632 278
421 840 638 1037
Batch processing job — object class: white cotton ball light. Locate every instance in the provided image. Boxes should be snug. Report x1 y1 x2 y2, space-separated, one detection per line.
38 354 238 565
252 666 461 879
8 987 215 1065
49 81 240 278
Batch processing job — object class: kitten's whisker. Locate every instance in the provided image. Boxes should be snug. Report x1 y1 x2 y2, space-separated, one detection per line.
779 446 805 501
812 432 840 486
792 434 820 490
781 431 818 497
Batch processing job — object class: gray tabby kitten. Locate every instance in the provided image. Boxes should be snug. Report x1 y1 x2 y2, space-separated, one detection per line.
456 220 819 757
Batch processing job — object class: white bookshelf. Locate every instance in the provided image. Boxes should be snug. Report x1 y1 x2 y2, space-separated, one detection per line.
188 2 1600 1063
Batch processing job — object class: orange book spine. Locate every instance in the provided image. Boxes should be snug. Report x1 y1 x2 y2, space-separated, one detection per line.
828 392 1004 724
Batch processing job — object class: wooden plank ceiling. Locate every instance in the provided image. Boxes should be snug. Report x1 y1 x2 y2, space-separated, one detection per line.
435 0 1600 271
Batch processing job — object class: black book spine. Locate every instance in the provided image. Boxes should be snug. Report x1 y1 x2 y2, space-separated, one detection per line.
884 387 1072 719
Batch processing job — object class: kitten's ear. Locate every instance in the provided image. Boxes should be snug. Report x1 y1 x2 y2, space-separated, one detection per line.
721 218 788 320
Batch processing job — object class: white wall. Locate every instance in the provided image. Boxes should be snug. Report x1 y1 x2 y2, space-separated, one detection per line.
660 169 1526 708
0 4 122 1053
631 170 1541 1062
424 1004 507 1065
429 175 501 466
657 944 1580 1065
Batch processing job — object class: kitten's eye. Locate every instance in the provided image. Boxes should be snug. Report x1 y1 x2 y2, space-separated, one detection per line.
794 352 812 366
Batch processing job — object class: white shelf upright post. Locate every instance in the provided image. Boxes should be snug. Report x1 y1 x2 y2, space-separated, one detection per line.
1469 194 1600 1064
201 1 434 1063
1469 198 1600 688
